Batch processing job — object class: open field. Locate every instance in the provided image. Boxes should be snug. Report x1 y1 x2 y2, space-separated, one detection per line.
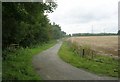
67 36 118 57
58 42 118 77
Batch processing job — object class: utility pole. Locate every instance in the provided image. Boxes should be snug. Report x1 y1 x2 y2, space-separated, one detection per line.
91 25 93 34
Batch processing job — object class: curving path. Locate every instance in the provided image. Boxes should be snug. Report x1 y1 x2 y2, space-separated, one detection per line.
32 41 117 80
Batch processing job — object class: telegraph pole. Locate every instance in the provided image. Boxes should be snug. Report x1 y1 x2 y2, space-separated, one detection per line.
91 25 93 34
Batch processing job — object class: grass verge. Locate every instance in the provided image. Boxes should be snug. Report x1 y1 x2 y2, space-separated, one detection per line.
58 41 119 77
3 40 57 80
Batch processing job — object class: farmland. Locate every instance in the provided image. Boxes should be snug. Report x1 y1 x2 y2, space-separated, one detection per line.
67 36 118 57
58 36 119 77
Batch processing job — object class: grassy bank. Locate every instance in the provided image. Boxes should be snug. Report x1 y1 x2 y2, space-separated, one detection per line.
58 41 118 77
3 40 57 80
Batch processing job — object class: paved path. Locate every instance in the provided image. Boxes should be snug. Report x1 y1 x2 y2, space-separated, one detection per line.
32 41 117 80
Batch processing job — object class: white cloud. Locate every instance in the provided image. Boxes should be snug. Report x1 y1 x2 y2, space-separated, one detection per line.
47 0 119 34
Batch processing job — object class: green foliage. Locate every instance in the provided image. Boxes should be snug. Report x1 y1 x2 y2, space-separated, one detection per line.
2 40 57 80
67 40 95 58
72 33 117 36
2 2 66 48
58 42 118 77
2 2 66 80
118 30 120 35
51 22 65 39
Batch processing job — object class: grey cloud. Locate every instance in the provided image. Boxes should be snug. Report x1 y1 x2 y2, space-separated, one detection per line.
48 0 118 34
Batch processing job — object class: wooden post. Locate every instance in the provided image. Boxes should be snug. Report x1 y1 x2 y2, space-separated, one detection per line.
82 49 84 57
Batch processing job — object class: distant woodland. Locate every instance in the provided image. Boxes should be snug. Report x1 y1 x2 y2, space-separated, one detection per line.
72 33 118 36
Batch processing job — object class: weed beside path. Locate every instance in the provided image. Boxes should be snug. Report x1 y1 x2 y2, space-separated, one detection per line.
58 41 119 77
2 40 57 80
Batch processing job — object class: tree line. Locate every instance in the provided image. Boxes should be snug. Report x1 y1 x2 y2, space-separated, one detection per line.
2 2 66 49
72 33 117 36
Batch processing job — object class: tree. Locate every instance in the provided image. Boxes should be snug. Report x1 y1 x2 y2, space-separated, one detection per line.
118 30 120 35
2 2 65 48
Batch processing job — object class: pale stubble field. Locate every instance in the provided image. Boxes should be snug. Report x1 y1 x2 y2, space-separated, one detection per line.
67 36 118 57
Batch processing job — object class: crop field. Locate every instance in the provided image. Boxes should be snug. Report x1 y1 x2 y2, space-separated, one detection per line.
67 36 118 57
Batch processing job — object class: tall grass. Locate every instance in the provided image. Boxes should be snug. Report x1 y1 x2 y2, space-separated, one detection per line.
67 40 96 59
2 40 57 80
59 41 119 77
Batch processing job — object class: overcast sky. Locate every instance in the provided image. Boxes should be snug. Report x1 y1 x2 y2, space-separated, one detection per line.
47 0 119 34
